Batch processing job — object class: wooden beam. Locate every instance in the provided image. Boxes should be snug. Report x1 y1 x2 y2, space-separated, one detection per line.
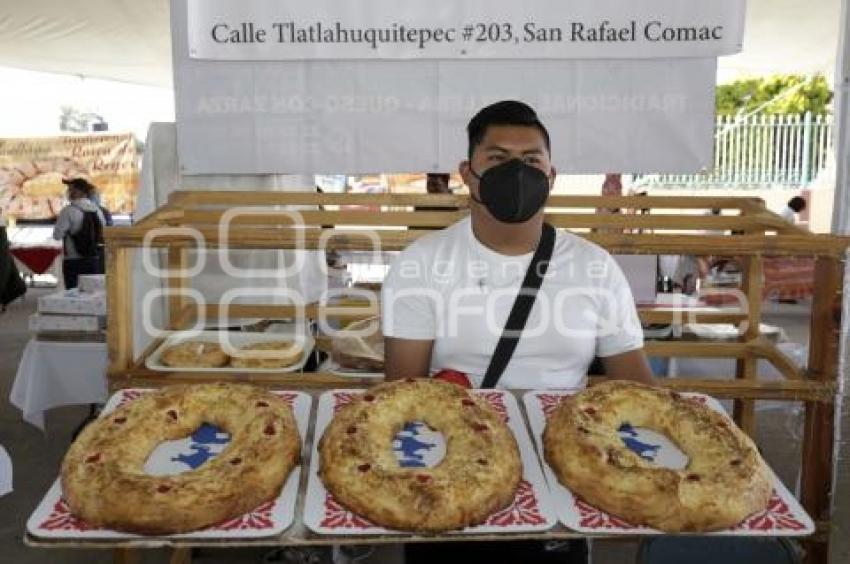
751 336 806 380
106 245 133 377
733 255 762 435
167 247 188 330
176 209 785 233
169 190 763 210
169 547 192 564
587 376 833 402
801 257 843 564
643 340 750 358
637 309 748 325
116 369 381 390
113 548 141 564
203 303 380 321
103 227 850 257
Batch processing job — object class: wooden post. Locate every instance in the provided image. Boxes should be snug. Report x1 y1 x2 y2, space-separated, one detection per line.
106 244 134 387
733 254 762 436
112 548 140 564
167 246 189 330
170 547 192 564
801 257 844 564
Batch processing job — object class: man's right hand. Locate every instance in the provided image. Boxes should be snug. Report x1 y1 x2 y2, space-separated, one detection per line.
383 337 434 381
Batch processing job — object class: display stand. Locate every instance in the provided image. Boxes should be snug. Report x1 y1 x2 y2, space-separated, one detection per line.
32 191 847 564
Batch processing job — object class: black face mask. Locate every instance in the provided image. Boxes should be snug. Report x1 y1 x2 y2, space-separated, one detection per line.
470 159 551 224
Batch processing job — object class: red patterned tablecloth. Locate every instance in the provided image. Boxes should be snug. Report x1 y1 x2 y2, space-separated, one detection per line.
10 247 62 275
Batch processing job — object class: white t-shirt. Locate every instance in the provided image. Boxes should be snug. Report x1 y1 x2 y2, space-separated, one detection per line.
779 206 796 223
381 218 644 389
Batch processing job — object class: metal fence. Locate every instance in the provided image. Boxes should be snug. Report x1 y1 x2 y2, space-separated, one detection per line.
636 112 833 188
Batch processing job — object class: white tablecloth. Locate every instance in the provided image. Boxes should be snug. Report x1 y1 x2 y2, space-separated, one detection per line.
9 339 108 431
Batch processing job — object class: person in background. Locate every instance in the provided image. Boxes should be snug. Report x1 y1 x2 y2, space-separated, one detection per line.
413 173 458 228
426 173 451 195
52 178 105 289
780 196 807 224
88 188 114 227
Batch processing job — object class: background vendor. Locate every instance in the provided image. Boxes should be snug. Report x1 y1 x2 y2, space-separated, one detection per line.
51 177 106 289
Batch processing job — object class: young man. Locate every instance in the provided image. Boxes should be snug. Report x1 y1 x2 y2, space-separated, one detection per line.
381 100 653 389
52 178 106 289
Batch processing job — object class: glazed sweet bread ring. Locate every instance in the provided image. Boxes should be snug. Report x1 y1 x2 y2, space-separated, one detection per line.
60 383 301 534
543 380 772 532
228 340 303 369
319 378 522 532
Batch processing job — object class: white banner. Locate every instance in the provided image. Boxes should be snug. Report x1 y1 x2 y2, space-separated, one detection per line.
172 0 723 175
187 0 745 61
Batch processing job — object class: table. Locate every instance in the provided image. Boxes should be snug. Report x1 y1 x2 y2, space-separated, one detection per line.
9 339 108 431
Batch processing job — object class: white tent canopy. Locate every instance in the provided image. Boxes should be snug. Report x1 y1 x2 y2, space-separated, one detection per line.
0 0 171 87
0 0 842 88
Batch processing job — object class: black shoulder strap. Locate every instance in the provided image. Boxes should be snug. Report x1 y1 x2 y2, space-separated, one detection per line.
481 223 556 389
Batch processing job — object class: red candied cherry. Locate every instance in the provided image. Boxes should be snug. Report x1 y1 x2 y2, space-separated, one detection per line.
166 409 178 421
229 457 242 465
357 463 371 473
416 474 431 483
256 401 269 408
346 425 357 435
113 417 127 425
476 458 488 466
686 474 701 482
471 423 488 432
582 406 596 415
461 399 476 407
263 424 276 436
363 394 375 402
157 484 172 493
85 453 102 464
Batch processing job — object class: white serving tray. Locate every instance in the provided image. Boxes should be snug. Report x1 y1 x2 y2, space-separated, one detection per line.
27 388 312 540
523 390 814 536
304 389 557 535
145 330 314 373
319 359 384 380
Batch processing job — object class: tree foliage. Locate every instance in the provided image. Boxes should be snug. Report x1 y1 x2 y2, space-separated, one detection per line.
716 74 833 116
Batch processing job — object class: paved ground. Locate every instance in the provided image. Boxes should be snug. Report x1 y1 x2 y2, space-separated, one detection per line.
0 288 822 563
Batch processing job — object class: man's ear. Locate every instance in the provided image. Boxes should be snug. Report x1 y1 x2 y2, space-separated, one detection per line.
548 166 557 190
459 160 472 186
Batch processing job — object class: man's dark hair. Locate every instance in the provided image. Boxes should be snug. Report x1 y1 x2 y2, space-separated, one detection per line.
787 196 806 212
467 100 550 159
62 177 95 196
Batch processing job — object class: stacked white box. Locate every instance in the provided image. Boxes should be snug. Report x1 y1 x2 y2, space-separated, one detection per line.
37 289 107 316
78 275 106 293
29 314 105 333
